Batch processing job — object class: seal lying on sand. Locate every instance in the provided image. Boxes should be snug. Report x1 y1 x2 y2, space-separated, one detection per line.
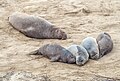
28 44 75 64
9 12 67 40
66 45 89 66
96 32 113 58
81 37 99 60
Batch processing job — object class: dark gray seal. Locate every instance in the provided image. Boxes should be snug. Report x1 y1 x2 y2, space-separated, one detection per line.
28 44 76 64
81 37 99 60
96 32 113 58
9 12 67 40
66 45 89 66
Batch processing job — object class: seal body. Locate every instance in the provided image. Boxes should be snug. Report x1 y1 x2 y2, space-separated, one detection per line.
66 45 89 66
81 37 99 60
9 12 67 40
29 44 75 64
96 32 113 58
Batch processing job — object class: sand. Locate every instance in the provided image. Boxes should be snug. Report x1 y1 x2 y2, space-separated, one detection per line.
0 0 120 81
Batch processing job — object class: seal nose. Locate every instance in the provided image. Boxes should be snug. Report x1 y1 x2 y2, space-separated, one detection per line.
76 57 85 66
91 54 99 60
79 58 84 62
68 57 76 63
80 59 84 62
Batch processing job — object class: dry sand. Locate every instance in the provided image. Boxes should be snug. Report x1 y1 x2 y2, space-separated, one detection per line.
0 0 120 81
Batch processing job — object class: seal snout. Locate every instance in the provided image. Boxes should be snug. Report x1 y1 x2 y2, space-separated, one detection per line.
90 54 99 60
61 32 67 40
90 51 99 60
58 30 67 40
76 56 88 66
54 28 67 40
68 57 76 63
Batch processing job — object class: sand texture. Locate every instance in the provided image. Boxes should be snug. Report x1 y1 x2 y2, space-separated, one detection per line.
0 0 120 81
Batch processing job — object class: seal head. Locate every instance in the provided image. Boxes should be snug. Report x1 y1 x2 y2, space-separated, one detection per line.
66 45 89 66
81 37 99 60
96 32 113 58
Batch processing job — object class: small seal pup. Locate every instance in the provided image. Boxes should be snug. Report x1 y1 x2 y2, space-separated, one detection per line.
66 45 89 66
8 12 67 40
81 37 99 60
96 32 113 58
28 44 76 64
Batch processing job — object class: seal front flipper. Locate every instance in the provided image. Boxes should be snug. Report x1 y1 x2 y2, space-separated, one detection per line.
27 49 39 55
50 55 60 62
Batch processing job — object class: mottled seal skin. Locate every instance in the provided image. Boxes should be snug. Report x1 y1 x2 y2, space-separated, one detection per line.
9 12 67 40
66 45 89 66
96 32 113 58
81 37 99 60
29 44 76 64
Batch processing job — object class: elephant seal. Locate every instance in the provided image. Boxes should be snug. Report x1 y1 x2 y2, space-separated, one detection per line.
81 37 99 60
28 44 75 64
8 12 67 40
96 32 113 58
66 45 89 66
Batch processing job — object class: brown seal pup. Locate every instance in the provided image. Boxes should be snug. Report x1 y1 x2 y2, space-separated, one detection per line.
66 45 89 66
8 12 67 40
96 32 113 58
28 44 76 64
81 37 99 60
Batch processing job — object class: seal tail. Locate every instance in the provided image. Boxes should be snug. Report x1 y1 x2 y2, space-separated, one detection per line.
28 49 39 55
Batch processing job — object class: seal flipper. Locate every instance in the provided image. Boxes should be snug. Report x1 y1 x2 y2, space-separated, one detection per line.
28 49 39 55
50 55 60 62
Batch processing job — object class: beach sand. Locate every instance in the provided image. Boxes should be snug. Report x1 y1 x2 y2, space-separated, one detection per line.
0 0 120 81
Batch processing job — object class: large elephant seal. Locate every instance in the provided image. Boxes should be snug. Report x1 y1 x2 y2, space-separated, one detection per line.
96 32 113 58
8 12 67 40
66 45 89 66
81 37 99 60
28 44 76 64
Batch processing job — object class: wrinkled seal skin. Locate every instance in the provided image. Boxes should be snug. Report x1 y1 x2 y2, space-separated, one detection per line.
81 37 99 60
66 45 89 66
29 44 76 64
8 12 67 40
96 32 113 58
